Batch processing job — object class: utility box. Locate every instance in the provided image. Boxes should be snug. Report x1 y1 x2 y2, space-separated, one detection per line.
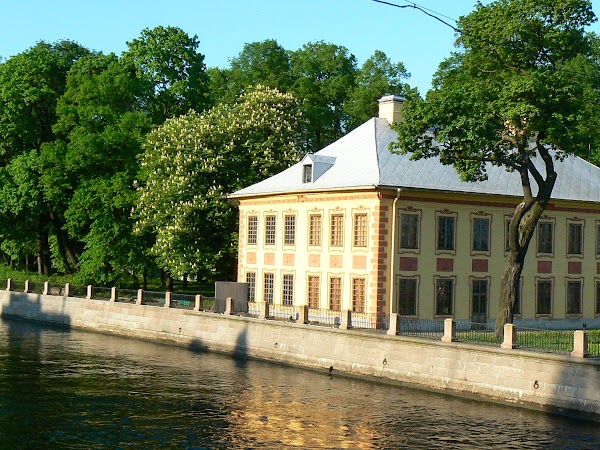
215 281 249 302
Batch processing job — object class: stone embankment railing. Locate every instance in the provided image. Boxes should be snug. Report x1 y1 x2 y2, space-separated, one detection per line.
3 278 596 358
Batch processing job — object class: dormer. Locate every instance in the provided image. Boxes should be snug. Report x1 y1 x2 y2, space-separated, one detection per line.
301 154 336 183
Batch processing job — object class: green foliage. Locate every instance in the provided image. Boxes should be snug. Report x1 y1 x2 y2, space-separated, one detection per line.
124 25 211 123
135 86 304 280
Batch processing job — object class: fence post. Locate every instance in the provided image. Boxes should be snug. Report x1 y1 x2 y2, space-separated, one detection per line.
86 285 93 299
259 302 269 319
571 330 589 358
164 291 172 308
65 283 70 297
340 310 352 330
43 281 49 295
110 287 117 302
225 297 233 315
387 313 399 336
194 294 202 311
441 318 457 342
136 289 143 305
24 280 30 293
299 305 309 324
7 278 13 291
501 323 517 349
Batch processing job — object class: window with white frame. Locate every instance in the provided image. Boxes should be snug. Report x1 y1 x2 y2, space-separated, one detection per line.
308 275 320 309
437 216 455 251
246 272 256 302
329 277 342 311
353 213 367 247
397 278 417 316
537 221 553 254
282 274 294 306
435 278 454 316
309 214 322 246
330 214 344 247
472 217 490 252
566 280 582 315
247 216 258 245
265 215 276 245
352 278 365 313
263 273 274 304
284 215 295 245
567 222 583 255
536 279 552 315
400 213 419 250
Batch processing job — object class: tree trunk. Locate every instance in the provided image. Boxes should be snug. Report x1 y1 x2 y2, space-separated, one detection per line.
166 273 174 292
183 273 188 290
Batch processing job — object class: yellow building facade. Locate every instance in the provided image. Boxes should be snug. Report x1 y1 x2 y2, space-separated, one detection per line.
230 97 600 328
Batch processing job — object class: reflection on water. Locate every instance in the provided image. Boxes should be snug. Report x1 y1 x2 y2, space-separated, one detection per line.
0 318 598 448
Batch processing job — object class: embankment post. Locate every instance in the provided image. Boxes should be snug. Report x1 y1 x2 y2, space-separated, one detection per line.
501 323 517 349
442 318 457 343
388 313 399 336
571 330 589 358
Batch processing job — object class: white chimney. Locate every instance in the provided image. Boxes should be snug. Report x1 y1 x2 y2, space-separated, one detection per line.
378 95 405 124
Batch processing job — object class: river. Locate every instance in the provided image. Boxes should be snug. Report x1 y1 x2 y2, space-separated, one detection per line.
0 317 598 449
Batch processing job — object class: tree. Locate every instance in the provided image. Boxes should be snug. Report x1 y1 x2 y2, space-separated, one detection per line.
41 53 152 284
290 41 358 151
212 39 294 105
0 41 90 274
391 0 600 334
134 86 304 282
345 50 413 130
124 25 211 123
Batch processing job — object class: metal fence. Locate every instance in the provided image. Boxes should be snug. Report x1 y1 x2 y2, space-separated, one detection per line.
69 284 88 299
91 287 112 301
11 280 25 292
455 321 502 346
308 308 342 328
196 297 226 313
47 283 65 296
247 302 261 318
141 290 166 307
351 312 389 332
396 317 445 340
171 293 196 310
115 289 138 304
269 304 302 322
588 332 600 356
28 281 45 294
516 327 574 354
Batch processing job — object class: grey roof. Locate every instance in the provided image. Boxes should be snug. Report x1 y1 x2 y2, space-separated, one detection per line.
230 118 600 203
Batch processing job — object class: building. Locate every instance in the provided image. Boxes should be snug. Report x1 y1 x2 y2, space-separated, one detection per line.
229 96 600 328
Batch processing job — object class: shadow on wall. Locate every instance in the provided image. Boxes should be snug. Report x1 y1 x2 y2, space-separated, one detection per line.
188 324 249 369
2 291 72 330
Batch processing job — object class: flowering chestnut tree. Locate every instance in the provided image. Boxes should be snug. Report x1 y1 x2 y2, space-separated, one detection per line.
135 86 304 281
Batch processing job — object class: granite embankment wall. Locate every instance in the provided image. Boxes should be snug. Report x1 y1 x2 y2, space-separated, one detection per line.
1 289 599 419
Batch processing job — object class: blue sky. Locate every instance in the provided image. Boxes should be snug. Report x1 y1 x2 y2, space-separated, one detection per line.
1 1 599 94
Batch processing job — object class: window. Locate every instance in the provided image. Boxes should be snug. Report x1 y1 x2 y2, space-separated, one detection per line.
471 279 488 319
329 277 342 311
353 213 367 247
536 279 552 315
596 224 600 257
284 215 295 245
400 214 419 249
437 216 455 251
246 272 256 302
282 274 294 306
596 281 600 315
263 273 274 304
308 276 320 309
568 223 583 255
537 221 553 254
435 278 454 316
352 278 366 313
472 217 490 252
247 216 258 245
566 280 582 315
302 164 312 183
505 218 511 252
397 278 417 315
265 215 276 245
309 214 322 246
330 214 344 247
